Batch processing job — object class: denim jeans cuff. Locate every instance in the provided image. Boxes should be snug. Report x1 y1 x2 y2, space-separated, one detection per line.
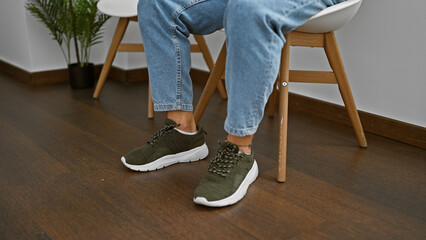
224 124 258 137
154 103 193 112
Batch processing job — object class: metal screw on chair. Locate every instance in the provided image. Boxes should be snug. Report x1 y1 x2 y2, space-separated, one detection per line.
282 82 288 87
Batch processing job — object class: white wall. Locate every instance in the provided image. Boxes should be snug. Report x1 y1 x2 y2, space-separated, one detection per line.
0 0 425 127
0 0 32 70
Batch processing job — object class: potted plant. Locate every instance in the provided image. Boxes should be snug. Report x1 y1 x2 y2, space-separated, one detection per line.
26 0 110 88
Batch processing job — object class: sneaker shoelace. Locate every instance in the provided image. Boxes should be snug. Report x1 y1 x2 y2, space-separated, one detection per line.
147 123 180 145
208 141 243 177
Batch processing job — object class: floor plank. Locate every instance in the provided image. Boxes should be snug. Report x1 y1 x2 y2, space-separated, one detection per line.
0 177 52 240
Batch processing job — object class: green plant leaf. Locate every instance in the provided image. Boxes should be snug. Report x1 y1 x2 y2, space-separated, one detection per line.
26 0 110 65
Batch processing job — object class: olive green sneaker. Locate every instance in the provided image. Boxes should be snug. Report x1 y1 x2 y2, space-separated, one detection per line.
193 141 258 207
121 119 208 171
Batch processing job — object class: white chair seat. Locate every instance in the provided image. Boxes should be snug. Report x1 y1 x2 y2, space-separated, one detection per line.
97 0 138 18
98 0 361 32
297 0 362 33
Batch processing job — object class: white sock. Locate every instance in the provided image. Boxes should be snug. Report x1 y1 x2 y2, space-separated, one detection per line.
174 128 197 135
238 151 251 156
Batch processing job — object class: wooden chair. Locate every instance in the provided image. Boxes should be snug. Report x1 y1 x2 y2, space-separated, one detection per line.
93 0 227 118
194 0 367 182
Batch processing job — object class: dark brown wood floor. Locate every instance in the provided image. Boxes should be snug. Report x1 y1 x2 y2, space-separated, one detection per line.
1 73 425 240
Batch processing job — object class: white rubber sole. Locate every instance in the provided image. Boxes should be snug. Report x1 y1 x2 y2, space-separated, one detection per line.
121 143 209 171
193 160 258 207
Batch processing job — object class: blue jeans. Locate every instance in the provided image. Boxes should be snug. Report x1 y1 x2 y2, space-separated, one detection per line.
138 0 342 136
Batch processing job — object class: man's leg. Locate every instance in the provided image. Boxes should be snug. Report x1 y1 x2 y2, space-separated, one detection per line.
121 0 228 171
138 0 228 132
194 0 340 207
224 0 339 142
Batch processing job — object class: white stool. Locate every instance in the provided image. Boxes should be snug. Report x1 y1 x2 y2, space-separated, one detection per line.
194 0 367 182
93 0 227 118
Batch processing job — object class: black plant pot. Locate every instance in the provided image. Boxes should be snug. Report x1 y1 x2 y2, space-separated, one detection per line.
68 63 95 89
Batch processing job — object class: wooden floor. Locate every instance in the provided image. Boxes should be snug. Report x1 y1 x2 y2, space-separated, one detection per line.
0 73 425 240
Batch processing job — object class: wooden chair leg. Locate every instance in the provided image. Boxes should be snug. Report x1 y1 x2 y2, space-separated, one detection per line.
193 35 228 100
324 32 367 148
93 17 130 99
194 44 227 124
267 76 280 117
277 38 291 183
148 81 154 119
